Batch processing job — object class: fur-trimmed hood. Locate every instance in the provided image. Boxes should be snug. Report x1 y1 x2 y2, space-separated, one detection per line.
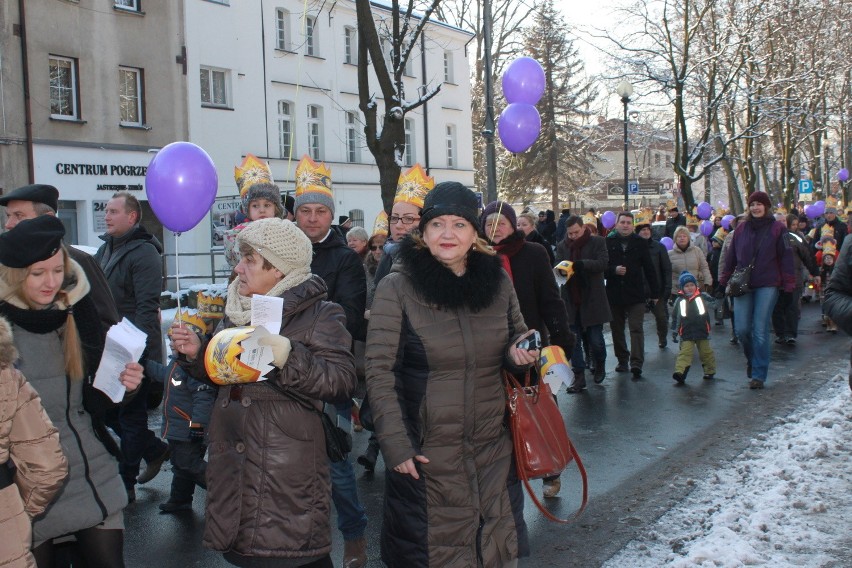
393 235 503 313
0 316 16 368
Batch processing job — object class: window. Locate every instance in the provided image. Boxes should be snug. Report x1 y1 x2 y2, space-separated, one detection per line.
307 105 322 159
443 51 454 83
404 46 415 77
200 66 229 107
278 100 292 159
344 27 357 64
346 111 360 163
446 124 456 168
118 67 143 126
49 56 79 119
276 8 289 50
403 118 415 167
655 153 661 167
305 16 318 56
114 0 139 11
349 209 364 228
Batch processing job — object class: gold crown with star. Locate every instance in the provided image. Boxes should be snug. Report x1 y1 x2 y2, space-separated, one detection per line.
393 164 434 209
372 210 389 237
633 209 652 226
294 155 333 198
169 309 209 336
234 154 274 201
196 291 226 320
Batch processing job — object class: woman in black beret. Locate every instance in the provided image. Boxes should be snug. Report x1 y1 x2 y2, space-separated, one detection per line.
0 216 143 567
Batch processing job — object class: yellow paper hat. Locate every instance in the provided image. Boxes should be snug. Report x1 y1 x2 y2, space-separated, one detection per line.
394 164 435 209
294 155 334 213
372 210 389 237
196 290 226 320
634 209 652 226
204 327 263 385
823 240 837 257
169 309 209 336
582 213 597 226
685 213 699 226
234 154 273 202
776 206 788 215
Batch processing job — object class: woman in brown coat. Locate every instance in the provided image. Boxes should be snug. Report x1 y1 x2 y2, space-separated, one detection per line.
0 318 68 568
366 183 538 567
172 218 356 568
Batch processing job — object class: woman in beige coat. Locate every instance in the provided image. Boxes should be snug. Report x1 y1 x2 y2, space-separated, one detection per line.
668 226 713 300
0 317 68 568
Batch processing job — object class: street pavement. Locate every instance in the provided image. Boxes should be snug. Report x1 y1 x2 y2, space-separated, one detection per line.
124 301 846 566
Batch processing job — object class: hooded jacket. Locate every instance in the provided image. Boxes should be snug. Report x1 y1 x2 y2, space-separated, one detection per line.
365 237 529 568
94 225 164 362
181 275 356 561
0 318 68 568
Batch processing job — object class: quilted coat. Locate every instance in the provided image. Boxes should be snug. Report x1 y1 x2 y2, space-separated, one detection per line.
0 318 68 568
365 237 530 567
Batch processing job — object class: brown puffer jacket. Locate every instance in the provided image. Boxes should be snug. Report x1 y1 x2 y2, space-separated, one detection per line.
366 238 530 567
0 318 68 568
182 276 356 562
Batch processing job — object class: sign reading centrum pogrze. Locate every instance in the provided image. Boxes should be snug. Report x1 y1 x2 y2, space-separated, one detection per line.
55 163 148 177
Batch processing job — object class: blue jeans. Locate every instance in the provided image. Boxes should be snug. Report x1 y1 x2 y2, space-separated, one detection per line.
570 314 606 370
330 401 367 541
734 287 779 383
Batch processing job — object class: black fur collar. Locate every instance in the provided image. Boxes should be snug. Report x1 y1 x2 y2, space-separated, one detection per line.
395 236 503 312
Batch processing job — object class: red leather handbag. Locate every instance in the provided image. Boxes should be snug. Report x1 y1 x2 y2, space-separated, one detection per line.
505 371 588 523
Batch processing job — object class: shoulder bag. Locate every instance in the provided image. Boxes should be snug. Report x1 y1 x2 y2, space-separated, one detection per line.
727 225 771 297
505 370 588 523
265 381 352 462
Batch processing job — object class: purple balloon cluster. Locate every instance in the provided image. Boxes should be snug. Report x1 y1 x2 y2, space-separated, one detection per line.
660 236 674 251
696 201 712 220
721 214 735 230
146 142 219 233
839 168 850 183
804 200 826 220
498 57 545 153
601 210 617 229
700 220 714 237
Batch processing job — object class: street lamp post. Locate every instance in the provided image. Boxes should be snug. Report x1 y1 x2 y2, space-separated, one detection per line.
616 80 633 211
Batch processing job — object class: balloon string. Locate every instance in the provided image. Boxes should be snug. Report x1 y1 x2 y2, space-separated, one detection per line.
175 232 182 328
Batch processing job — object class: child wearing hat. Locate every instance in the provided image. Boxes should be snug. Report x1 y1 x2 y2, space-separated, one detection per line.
819 239 838 332
670 271 717 383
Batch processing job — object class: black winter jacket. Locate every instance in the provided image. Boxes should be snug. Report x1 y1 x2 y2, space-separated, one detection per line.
605 233 659 305
310 230 367 341
824 237 852 335
94 226 164 362
670 290 715 341
145 357 216 442
645 237 672 299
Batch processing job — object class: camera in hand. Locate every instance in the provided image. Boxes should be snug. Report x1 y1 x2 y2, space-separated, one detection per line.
516 330 542 351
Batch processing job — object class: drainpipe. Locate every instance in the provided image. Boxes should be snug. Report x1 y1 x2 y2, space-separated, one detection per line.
18 0 34 182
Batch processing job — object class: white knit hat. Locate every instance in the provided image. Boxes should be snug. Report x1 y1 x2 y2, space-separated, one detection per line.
236 218 312 278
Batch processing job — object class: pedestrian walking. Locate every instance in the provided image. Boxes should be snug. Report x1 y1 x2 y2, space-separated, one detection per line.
636 214 672 347
670 271 717 383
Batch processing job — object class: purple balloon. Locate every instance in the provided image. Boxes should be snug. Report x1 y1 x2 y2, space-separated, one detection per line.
805 204 817 219
839 168 850 183
660 236 674 251
700 220 714 237
601 210 617 229
721 214 735 230
502 57 546 105
498 103 541 153
696 201 712 220
812 200 826 217
146 142 218 233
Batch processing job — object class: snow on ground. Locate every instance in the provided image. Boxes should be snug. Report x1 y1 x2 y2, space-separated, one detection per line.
604 373 852 567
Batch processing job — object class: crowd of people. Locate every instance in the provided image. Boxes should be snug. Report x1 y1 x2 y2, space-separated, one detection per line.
1 157 849 568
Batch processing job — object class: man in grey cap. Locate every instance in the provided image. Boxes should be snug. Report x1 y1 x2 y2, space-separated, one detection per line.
0 183 118 330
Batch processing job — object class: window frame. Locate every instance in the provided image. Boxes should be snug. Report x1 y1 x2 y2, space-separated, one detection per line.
446 124 456 168
114 0 139 12
346 111 360 163
278 100 293 159
305 15 318 56
199 66 230 108
49 55 80 120
404 118 415 167
307 104 322 160
276 8 290 51
443 51 454 83
118 66 144 126
344 26 357 64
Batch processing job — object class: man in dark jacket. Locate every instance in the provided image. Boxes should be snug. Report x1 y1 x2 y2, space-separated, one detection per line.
665 206 687 238
94 192 169 501
294 172 368 568
554 208 571 243
637 220 672 347
556 216 612 385
823 236 852 391
606 212 659 378
773 214 819 344
0 184 118 332
812 205 847 252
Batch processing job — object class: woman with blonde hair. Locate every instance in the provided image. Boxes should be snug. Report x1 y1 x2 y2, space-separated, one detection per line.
668 225 713 301
0 216 142 567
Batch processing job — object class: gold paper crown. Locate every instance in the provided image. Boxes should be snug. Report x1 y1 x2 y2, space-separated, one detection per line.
394 164 435 209
666 199 676 209
685 213 699 226
715 207 729 217
372 210 389 237
197 291 226 319
295 155 333 198
821 225 835 238
634 209 652 226
826 196 840 209
776 206 788 215
823 240 837 257
234 154 273 199
170 309 209 336
582 213 597 226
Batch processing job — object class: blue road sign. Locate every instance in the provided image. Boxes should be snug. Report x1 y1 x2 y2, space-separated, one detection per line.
799 179 813 193
628 182 639 195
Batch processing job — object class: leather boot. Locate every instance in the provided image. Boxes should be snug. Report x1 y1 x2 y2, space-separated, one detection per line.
343 537 367 568
566 370 586 393
593 360 606 384
357 437 380 472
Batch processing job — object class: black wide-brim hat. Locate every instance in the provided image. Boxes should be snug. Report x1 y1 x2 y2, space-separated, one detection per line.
0 215 65 268
0 184 59 211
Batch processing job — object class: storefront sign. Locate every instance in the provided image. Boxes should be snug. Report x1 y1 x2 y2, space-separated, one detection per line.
93 200 108 232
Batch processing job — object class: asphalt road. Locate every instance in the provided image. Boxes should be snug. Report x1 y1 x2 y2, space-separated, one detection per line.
124 301 847 567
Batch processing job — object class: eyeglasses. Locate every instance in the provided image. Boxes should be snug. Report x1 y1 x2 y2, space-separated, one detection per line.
369 245 382 251
389 215 419 225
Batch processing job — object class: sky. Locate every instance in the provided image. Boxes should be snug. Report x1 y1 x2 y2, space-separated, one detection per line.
603 371 852 567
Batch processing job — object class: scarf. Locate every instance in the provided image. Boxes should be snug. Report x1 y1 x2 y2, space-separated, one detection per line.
567 228 591 260
224 270 311 326
566 230 592 307
493 231 525 283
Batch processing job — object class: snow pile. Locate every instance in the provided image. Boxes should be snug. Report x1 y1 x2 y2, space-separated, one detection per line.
604 375 852 567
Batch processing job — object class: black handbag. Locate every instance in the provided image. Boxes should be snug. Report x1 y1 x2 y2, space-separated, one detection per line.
727 226 770 297
265 382 352 462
